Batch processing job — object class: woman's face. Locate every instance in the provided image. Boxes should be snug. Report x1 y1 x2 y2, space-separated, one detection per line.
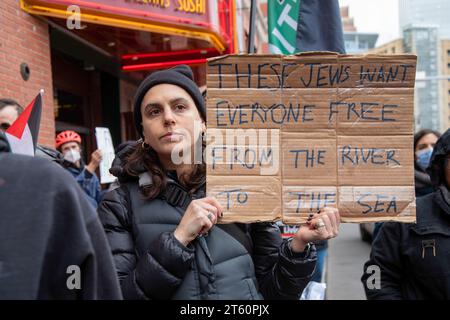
415 133 438 154
140 84 204 161
414 133 438 161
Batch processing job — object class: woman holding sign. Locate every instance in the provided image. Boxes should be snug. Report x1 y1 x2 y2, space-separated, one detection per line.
98 65 341 300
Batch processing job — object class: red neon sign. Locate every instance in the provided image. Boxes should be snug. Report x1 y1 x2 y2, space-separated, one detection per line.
121 48 218 60
121 0 235 72
122 58 207 72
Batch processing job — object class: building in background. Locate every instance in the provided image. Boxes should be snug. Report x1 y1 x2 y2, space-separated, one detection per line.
0 0 237 157
440 39 450 131
399 0 450 39
397 0 450 132
368 38 403 55
341 6 378 53
404 25 441 131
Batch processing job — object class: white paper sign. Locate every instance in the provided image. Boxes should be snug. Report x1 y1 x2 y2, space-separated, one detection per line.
95 127 116 184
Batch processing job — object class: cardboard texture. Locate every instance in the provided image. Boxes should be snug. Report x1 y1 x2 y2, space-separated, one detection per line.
207 89 282 129
207 53 417 224
280 89 338 132
207 55 283 89
338 186 416 223
207 176 282 223
337 135 414 186
283 186 338 225
282 134 337 186
206 128 280 176
335 88 414 136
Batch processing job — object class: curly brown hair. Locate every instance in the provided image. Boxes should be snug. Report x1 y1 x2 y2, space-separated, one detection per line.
123 140 206 199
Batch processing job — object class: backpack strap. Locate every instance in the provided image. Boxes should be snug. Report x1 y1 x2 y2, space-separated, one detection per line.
133 171 254 254
162 182 192 211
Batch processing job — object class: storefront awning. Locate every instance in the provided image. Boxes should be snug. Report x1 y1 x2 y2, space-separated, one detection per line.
21 0 235 53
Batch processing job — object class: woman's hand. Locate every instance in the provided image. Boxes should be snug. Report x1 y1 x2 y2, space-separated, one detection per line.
174 197 223 246
290 207 341 253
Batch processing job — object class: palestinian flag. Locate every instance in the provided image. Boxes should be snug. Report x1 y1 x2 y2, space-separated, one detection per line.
5 92 42 156
268 0 346 54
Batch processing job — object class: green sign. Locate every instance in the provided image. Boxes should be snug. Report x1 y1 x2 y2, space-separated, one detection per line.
268 0 301 54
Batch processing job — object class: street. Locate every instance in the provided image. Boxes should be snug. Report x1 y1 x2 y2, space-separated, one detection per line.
326 223 372 300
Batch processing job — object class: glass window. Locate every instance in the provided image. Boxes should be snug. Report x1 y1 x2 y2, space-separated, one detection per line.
54 90 85 126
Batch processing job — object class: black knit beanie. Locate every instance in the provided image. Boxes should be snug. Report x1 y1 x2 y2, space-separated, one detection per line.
133 65 206 137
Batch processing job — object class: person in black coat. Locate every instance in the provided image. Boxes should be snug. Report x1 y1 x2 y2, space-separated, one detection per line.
372 128 441 241
0 132 122 299
98 65 341 300
361 128 450 300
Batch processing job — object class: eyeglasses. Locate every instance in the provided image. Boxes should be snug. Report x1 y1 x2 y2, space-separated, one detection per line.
0 123 11 131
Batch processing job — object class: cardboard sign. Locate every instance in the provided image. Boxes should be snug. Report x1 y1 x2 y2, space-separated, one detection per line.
206 52 417 224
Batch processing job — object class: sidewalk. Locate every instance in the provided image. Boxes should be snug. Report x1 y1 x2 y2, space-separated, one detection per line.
325 223 372 300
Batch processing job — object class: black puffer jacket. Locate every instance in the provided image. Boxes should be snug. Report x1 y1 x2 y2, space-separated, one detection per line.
414 167 434 197
361 129 450 299
98 152 316 300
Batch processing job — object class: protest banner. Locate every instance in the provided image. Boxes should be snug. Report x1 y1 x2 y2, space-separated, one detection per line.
206 52 417 224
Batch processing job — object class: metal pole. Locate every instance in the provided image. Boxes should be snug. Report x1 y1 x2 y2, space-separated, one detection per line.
248 0 256 53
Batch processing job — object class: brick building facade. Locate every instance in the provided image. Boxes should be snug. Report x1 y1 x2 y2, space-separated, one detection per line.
0 0 54 146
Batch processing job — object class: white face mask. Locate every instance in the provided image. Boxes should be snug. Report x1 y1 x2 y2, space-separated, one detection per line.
63 149 81 164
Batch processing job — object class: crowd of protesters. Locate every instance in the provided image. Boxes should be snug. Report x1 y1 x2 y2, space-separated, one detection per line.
0 65 340 300
0 64 449 300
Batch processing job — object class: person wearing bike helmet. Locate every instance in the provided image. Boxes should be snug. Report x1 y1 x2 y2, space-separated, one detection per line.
55 130 103 208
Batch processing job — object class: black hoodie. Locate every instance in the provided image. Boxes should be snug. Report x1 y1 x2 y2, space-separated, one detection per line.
362 128 450 300
0 132 122 299
428 128 450 189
